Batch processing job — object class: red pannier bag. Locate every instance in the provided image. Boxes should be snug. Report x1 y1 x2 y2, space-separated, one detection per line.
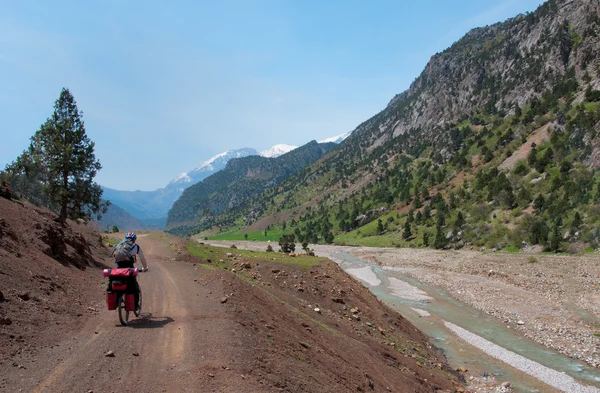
108 268 138 278
107 268 137 291
106 292 117 310
103 268 138 310
125 294 136 311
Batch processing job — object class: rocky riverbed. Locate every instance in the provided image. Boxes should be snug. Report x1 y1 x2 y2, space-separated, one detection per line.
353 248 600 370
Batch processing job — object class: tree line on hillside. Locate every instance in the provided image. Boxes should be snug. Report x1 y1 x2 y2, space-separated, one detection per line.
206 78 600 253
1 88 107 223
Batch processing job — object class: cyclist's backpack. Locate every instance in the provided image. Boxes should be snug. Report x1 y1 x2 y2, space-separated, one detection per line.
113 239 136 262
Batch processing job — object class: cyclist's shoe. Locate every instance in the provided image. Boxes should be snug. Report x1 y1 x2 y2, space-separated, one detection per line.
134 308 141 317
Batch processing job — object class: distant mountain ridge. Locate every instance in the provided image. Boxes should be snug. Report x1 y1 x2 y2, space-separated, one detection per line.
101 136 350 230
259 144 297 158
166 140 337 235
94 202 159 232
169 148 259 188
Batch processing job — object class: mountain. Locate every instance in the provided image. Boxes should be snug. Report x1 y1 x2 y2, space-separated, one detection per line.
318 132 351 144
93 202 159 232
168 148 258 188
102 138 345 228
259 144 297 158
101 148 258 226
166 141 337 235
196 0 600 252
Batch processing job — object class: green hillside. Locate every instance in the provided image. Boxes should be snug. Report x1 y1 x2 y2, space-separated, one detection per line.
189 0 600 252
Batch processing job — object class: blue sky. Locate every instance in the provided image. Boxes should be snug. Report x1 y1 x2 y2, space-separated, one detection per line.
0 0 543 191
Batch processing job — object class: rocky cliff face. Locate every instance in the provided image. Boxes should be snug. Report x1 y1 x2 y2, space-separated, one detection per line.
346 0 599 153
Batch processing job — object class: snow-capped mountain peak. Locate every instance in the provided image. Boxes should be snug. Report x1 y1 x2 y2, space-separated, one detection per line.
259 144 297 158
318 131 351 144
170 172 192 184
169 148 257 186
193 150 234 172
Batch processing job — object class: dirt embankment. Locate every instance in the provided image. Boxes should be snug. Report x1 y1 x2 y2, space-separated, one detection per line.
0 197 111 364
0 197 463 393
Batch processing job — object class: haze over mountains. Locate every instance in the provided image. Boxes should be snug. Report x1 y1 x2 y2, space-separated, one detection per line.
100 134 350 229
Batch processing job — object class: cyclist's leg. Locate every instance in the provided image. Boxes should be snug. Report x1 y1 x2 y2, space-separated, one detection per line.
133 278 140 310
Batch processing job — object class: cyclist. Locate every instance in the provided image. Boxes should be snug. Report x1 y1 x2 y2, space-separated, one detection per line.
113 232 148 315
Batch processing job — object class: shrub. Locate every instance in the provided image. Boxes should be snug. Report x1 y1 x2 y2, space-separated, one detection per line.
527 256 538 263
266 245 274 252
278 234 296 253
513 160 530 176
230 244 237 249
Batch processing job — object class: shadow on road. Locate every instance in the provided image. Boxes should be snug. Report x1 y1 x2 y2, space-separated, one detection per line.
116 313 175 329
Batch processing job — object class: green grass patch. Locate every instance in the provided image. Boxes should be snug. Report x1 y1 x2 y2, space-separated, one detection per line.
103 236 120 246
505 246 520 253
457 119 471 129
199 263 217 271
585 247 596 253
188 241 322 269
585 102 600 112
208 229 286 242
187 242 214 259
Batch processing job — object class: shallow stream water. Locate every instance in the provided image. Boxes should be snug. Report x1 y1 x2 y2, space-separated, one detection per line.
330 252 600 393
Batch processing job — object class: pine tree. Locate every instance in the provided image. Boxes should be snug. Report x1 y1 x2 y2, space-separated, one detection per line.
377 219 384 235
415 210 423 224
403 220 412 239
454 211 465 229
434 225 446 249
571 212 582 230
549 221 562 252
413 194 422 209
26 88 108 223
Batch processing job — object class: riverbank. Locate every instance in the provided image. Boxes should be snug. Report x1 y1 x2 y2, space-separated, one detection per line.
204 240 600 392
356 248 600 370
205 241 600 369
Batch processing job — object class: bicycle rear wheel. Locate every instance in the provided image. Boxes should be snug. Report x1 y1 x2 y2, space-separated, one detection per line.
117 294 129 326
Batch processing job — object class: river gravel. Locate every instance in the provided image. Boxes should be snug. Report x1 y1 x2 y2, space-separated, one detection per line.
445 322 600 393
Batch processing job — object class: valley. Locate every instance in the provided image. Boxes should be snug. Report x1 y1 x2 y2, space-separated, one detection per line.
2 0 600 392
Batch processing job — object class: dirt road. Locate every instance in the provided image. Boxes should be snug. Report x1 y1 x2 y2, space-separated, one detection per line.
4 236 259 393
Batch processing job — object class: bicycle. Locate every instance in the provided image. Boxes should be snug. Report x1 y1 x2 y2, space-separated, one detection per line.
104 267 145 326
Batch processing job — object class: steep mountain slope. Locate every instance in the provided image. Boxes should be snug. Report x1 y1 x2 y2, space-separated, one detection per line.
200 0 600 251
340 0 599 154
166 141 336 235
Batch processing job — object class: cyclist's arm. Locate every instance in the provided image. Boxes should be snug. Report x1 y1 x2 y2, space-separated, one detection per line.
136 246 149 270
